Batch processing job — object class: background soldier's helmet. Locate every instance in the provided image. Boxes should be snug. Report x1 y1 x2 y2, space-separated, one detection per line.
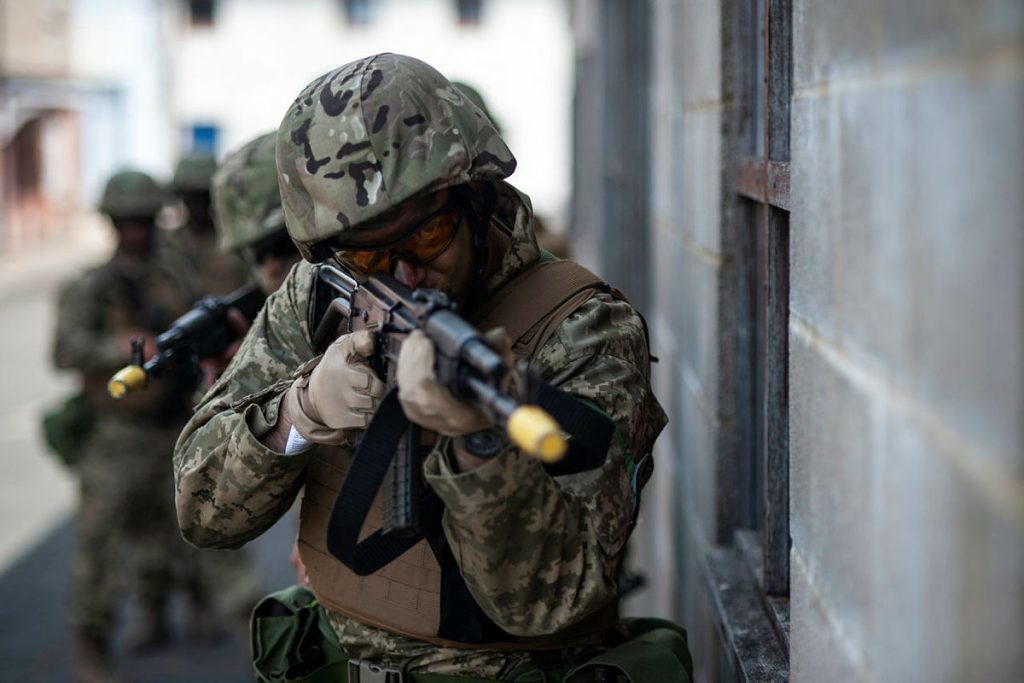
450 80 502 135
98 170 166 218
212 133 288 253
276 52 517 262
172 152 218 194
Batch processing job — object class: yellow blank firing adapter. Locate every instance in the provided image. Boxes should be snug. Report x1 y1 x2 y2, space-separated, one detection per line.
107 365 148 399
506 405 567 463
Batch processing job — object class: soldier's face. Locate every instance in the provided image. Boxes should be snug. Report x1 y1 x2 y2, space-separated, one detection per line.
391 216 473 305
336 189 476 305
243 230 302 293
181 191 213 229
114 217 155 258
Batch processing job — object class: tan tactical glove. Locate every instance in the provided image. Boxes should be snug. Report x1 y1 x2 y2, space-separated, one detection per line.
397 328 513 437
286 329 387 445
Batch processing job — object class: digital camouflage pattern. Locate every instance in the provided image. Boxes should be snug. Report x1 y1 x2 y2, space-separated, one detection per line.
174 184 666 677
98 170 166 218
212 132 288 254
276 53 517 260
54 242 197 640
172 152 218 193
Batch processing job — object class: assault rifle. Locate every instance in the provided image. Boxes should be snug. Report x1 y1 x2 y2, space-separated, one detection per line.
313 264 566 539
107 283 266 399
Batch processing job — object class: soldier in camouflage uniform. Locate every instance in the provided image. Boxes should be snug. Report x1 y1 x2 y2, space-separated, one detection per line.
174 54 665 679
170 152 251 296
176 132 306 628
212 132 302 295
53 171 197 681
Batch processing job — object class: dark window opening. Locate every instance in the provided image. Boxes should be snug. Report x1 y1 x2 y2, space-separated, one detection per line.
713 0 793 676
11 119 43 193
456 0 483 25
733 0 792 600
343 0 372 26
188 0 215 26
187 124 220 155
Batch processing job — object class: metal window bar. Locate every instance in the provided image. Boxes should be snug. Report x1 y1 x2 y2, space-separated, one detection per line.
732 0 792 598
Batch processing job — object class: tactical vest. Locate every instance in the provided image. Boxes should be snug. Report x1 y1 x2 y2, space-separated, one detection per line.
297 259 622 648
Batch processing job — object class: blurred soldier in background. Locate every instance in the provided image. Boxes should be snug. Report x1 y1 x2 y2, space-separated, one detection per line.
174 132 307 633
209 131 307 588
52 170 196 682
197 131 304 386
168 149 292 642
170 152 250 296
212 132 302 296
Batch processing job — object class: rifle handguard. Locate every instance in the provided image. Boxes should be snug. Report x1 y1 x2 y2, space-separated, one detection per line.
108 365 147 399
506 405 566 463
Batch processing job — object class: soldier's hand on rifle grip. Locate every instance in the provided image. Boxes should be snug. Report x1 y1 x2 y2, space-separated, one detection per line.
397 329 496 437
285 329 387 445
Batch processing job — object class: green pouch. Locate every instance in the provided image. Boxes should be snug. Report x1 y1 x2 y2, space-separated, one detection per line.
40 391 95 467
564 618 693 683
250 586 349 683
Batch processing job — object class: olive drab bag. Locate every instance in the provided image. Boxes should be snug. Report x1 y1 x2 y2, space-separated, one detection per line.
251 586 500 683
251 587 693 683
40 391 95 467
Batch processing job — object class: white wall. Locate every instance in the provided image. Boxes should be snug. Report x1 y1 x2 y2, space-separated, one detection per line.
172 0 572 224
69 0 176 201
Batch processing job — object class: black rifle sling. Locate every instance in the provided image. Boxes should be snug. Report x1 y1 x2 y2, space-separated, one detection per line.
326 383 616 575
325 389 445 576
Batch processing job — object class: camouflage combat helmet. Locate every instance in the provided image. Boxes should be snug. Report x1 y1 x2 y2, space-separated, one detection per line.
172 152 218 193
98 170 165 218
276 52 516 262
212 133 287 253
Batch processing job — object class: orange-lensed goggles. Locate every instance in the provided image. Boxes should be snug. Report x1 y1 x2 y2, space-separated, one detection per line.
334 199 462 274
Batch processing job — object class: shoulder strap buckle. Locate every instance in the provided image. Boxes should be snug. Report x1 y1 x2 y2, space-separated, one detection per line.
347 658 405 683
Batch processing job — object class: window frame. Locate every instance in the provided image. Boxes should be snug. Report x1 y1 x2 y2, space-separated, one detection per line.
733 0 792 602
710 0 793 677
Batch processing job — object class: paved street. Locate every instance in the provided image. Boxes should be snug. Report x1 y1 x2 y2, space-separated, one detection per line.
0 226 297 682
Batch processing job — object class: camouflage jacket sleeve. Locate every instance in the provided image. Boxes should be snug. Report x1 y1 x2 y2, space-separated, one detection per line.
422 292 667 637
52 272 126 373
173 262 317 549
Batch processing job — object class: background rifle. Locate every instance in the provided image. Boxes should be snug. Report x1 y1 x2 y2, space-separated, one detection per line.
108 283 266 398
314 264 566 536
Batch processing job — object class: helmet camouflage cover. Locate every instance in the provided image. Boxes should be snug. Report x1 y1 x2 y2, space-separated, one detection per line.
172 152 218 193
212 133 287 253
276 53 517 261
98 169 166 218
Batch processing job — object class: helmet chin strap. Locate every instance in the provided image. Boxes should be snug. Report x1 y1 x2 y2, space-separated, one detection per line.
461 183 497 313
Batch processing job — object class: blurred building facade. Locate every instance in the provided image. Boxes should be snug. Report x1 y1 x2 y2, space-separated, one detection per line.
0 0 79 250
2 0 572 252
172 0 572 224
571 0 1023 680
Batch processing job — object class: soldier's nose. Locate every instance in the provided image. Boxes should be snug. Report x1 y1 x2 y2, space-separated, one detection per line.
393 259 425 289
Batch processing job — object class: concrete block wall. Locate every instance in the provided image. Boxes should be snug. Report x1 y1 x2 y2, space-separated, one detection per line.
789 0 1024 679
580 0 1022 679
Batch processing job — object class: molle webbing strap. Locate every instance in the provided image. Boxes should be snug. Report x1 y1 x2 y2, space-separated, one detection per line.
469 260 607 357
